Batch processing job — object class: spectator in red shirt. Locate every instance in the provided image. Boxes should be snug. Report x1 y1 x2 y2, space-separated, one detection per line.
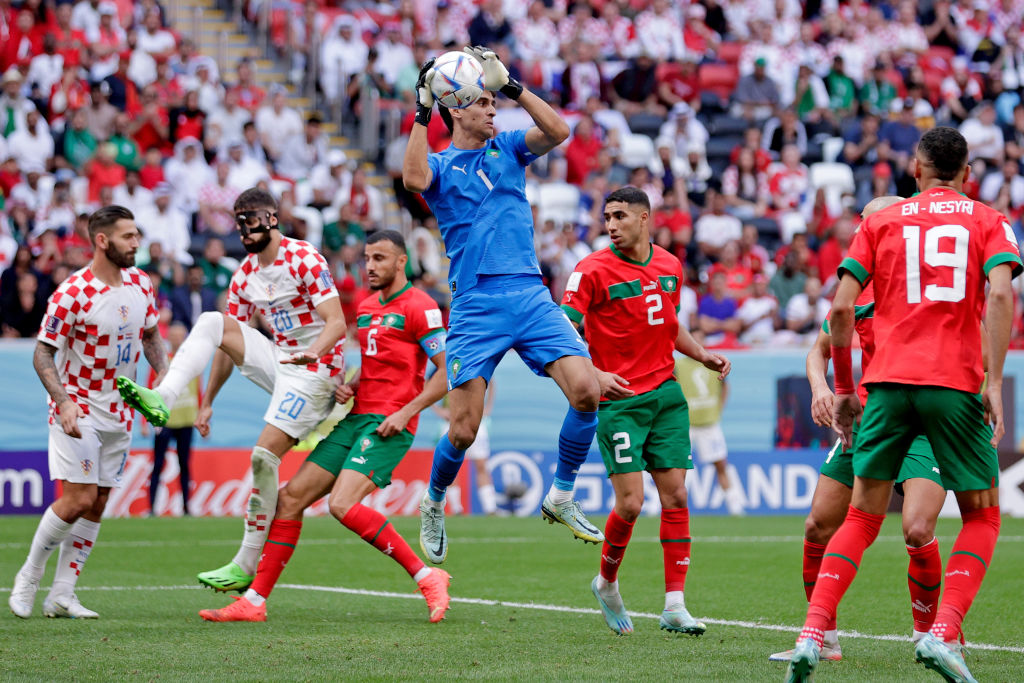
51 2 88 66
131 85 170 155
657 54 699 109
738 223 768 274
730 126 773 173
227 58 266 112
653 186 692 243
707 240 754 302
816 213 855 290
169 89 205 145
565 114 603 186
85 143 126 202
722 146 770 219
139 146 166 189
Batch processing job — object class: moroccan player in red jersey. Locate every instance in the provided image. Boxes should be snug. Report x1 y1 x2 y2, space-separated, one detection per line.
787 128 1022 683
770 197 950 663
199 230 451 623
561 186 730 636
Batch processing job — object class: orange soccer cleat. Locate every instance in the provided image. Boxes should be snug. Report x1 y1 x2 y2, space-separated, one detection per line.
417 568 452 623
199 595 267 622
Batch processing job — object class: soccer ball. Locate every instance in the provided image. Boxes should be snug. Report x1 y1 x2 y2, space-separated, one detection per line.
430 51 486 109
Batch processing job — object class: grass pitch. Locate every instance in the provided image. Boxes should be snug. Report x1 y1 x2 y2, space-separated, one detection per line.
1 514 1022 681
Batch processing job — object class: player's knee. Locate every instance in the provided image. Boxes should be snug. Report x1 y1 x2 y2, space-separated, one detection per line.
327 496 353 522
903 517 936 547
61 489 98 518
804 515 837 546
276 485 304 519
616 494 644 522
447 423 478 451
195 311 225 336
659 488 688 510
569 377 600 412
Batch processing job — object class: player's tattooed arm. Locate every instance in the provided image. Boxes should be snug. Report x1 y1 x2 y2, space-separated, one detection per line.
33 341 84 437
142 325 169 382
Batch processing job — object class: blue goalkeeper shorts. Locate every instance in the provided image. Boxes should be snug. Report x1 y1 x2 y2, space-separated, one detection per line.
445 274 590 389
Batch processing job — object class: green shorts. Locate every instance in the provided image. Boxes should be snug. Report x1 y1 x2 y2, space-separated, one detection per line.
819 427 945 490
305 413 414 489
853 384 998 492
597 380 692 475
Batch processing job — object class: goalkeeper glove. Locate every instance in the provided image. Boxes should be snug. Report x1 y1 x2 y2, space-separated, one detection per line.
464 45 523 100
415 57 437 126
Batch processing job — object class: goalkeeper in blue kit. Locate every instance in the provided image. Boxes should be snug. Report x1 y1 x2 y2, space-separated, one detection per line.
403 46 604 563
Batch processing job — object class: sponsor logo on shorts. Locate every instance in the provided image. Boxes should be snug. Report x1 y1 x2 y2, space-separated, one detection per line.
80 459 93 475
351 455 367 464
44 316 60 334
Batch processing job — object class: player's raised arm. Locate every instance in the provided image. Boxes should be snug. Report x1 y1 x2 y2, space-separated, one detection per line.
402 58 437 193
465 45 568 155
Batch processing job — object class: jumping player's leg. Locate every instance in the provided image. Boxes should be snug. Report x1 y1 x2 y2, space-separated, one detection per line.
420 378 486 565
541 355 603 543
200 460 336 622
899 475 946 639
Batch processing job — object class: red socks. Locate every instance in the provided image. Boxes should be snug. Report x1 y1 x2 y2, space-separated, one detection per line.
341 503 425 578
907 538 942 633
251 518 302 599
661 508 691 593
599 510 634 583
801 506 884 645
930 506 1000 642
802 539 836 631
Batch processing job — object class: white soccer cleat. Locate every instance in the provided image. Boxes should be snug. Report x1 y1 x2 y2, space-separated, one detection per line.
43 593 99 619
8 570 40 619
770 639 842 662
419 492 448 565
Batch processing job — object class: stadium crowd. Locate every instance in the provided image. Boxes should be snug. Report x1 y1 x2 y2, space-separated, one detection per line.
4 0 1024 349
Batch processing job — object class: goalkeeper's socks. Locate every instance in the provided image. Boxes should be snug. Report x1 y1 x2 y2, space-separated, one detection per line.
599 510 634 583
342 503 426 578
552 406 597 495
930 506 1000 642
428 434 465 502
907 537 942 633
249 519 302 600
661 508 691 593
802 506 884 642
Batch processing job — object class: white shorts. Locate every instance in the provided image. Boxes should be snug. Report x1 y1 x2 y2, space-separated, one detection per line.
440 418 491 461
237 323 342 440
690 423 728 464
48 417 132 487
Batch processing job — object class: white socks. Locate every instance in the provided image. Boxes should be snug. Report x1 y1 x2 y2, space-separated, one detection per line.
21 507 73 579
51 518 101 598
157 311 225 406
825 629 840 647
243 588 266 606
233 446 281 576
665 590 685 611
413 567 432 583
478 484 496 515
723 485 745 516
547 486 572 506
422 493 444 510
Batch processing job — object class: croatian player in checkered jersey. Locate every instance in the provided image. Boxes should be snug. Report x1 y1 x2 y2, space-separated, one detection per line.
9 206 168 619
116 188 346 593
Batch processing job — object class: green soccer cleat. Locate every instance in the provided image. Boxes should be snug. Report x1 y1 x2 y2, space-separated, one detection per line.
197 562 254 593
915 633 977 683
591 576 633 635
659 604 706 636
541 494 604 544
116 376 169 427
785 638 821 683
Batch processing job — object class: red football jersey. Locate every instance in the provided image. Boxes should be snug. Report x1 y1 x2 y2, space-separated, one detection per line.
840 187 1022 392
353 284 445 434
562 245 683 398
824 282 876 405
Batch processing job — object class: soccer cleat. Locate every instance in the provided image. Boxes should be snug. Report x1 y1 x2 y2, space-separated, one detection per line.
769 640 842 662
591 576 633 635
659 604 707 636
43 593 99 619
8 570 40 618
785 638 821 683
915 633 977 683
541 494 604 544
199 595 266 622
197 562 254 592
419 493 448 565
416 568 452 623
116 376 169 427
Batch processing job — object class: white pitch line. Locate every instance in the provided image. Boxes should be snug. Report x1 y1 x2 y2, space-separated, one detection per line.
1 582 1021 654
4 535 1024 551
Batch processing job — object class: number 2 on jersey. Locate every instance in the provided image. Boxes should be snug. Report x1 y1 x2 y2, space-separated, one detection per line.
902 224 968 304
645 294 664 325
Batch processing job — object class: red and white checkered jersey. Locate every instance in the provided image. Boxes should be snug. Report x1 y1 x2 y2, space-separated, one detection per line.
226 236 343 377
37 267 160 432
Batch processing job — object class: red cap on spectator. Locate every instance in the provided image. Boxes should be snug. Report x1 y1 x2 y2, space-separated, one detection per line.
873 162 892 178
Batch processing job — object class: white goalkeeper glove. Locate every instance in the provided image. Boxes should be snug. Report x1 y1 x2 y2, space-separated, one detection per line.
463 45 523 100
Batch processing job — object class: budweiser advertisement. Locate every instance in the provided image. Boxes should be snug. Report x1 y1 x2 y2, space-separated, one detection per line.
100 448 469 518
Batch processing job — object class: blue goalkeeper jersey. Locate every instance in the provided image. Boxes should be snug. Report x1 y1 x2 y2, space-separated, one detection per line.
422 129 541 296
